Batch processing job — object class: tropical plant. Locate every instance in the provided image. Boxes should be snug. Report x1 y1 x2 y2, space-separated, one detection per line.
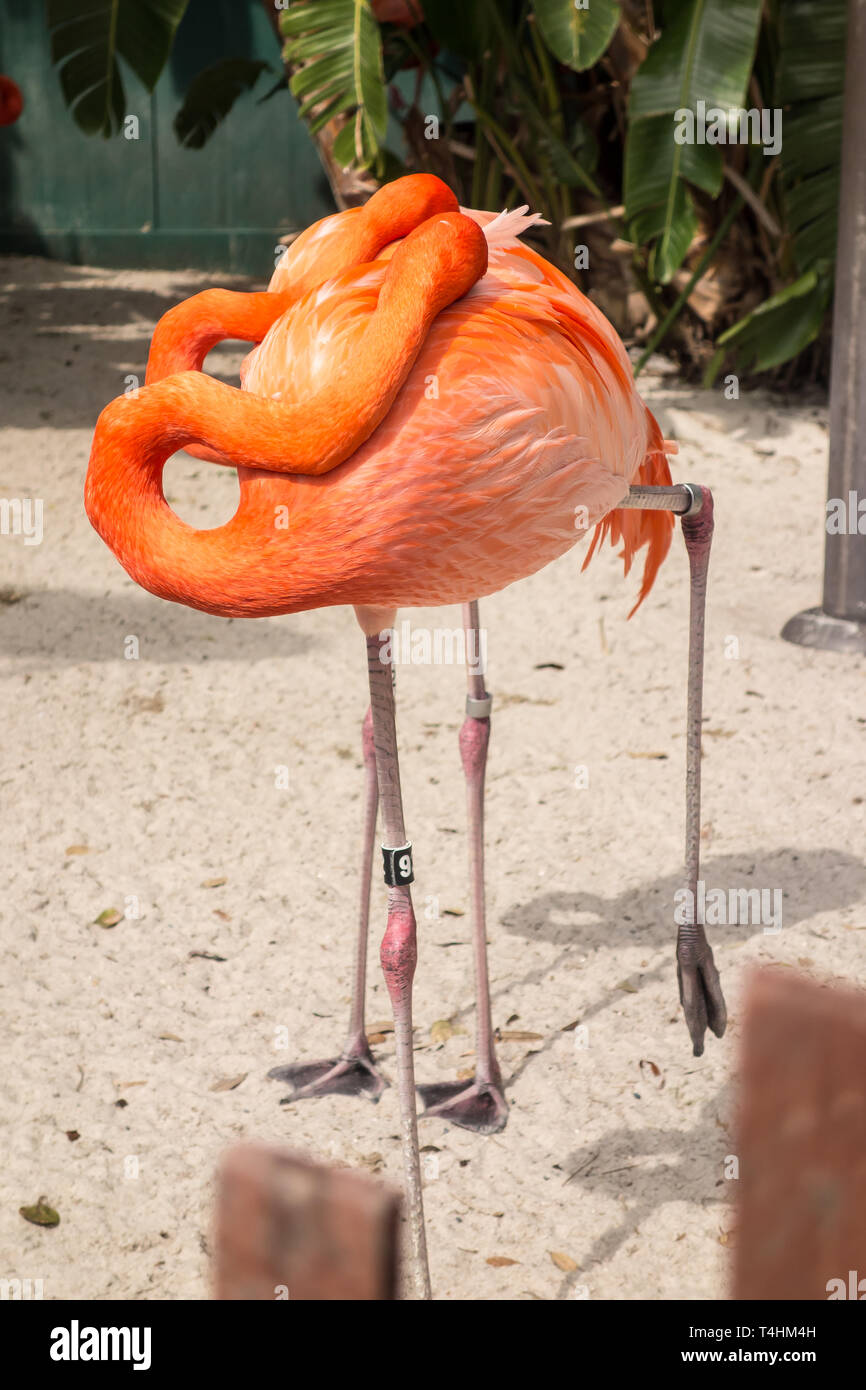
47 0 188 137
709 0 844 379
46 0 272 146
46 0 848 385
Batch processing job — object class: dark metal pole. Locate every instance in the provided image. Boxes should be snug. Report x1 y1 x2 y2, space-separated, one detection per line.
782 0 866 654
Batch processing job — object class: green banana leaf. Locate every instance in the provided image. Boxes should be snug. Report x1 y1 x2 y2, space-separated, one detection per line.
715 0 846 375
532 0 621 73
281 0 388 170
775 0 846 276
173 60 272 150
48 0 190 137
715 268 833 372
625 0 763 283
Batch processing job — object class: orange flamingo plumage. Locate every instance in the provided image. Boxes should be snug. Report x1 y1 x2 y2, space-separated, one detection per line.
85 173 725 1298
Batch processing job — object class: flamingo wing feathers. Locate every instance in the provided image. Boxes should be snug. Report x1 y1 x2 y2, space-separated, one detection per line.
86 175 675 618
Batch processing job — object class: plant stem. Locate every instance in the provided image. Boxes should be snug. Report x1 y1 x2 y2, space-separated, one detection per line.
464 79 545 211
633 195 744 377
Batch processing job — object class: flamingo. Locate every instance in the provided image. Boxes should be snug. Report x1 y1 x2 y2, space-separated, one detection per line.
85 173 726 1299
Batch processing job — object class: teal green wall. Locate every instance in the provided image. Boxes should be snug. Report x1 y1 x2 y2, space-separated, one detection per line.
0 0 335 278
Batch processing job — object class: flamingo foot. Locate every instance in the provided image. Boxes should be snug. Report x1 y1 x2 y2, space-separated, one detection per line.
417 1078 509 1135
677 945 727 1057
269 1037 388 1103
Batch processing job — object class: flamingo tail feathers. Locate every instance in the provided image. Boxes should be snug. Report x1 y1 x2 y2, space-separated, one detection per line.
581 410 675 616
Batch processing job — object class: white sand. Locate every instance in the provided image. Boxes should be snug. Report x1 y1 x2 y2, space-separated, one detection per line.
1 256 864 1301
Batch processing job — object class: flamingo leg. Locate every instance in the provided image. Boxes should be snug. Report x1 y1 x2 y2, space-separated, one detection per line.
418 600 508 1135
615 484 727 1051
677 490 727 1054
268 706 389 1102
364 629 431 1300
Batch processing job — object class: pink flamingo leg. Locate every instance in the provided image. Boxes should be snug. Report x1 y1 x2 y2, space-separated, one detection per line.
268 707 389 1102
419 600 508 1134
677 491 727 1053
365 630 431 1300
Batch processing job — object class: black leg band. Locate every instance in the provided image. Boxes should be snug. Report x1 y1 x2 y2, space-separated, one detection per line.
382 843 414 886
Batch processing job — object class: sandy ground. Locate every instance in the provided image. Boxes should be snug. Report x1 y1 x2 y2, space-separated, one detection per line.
1 254 864 1303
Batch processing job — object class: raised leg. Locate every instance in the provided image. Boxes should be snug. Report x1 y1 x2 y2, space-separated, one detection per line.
268 706 389 1102
678 490 727 1054
419 600 508 1135
365 630 431 1300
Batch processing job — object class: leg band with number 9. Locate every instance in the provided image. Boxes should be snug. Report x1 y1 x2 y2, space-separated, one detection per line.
382 844 414 886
